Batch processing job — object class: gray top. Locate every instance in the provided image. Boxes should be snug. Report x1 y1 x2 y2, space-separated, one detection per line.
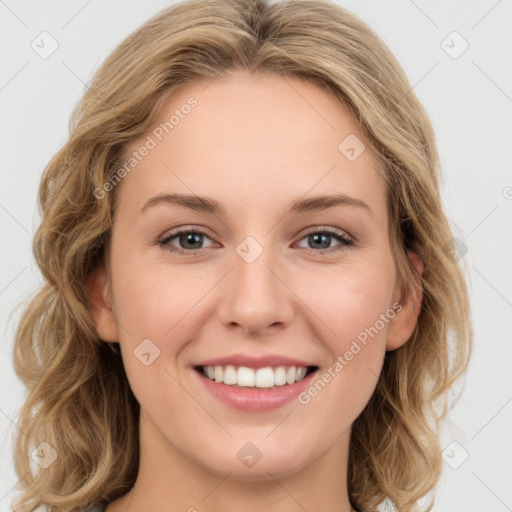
81 505 105 512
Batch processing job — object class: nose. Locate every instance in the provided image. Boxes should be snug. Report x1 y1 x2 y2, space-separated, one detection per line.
215 241 295 336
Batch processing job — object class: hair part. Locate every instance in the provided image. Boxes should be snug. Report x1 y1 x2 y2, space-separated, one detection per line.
12 0 472 510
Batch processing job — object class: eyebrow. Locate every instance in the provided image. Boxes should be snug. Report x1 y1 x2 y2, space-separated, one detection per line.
140 192 373 217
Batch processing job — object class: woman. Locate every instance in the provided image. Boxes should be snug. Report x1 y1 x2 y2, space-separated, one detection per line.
12 0 472 511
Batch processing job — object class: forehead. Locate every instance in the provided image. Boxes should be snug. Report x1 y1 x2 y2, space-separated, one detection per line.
116 70 387 223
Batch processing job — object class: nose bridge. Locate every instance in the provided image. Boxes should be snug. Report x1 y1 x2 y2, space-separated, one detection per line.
216 234 293 333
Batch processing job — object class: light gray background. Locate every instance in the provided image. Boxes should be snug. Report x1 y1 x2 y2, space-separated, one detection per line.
1 1 511 511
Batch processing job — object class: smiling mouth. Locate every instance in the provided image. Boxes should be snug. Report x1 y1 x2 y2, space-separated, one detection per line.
194 364 319 389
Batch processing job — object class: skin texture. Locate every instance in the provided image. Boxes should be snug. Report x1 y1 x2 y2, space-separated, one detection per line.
88 69 423 512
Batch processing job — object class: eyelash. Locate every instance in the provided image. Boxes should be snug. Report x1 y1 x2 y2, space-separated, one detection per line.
158 227 354 257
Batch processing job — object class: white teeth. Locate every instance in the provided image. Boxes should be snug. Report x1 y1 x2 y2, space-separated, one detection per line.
223 365 237 385
237 366 255 386
274 366 287 386
255 367 274 388
200 364 312 388
296 366 307 381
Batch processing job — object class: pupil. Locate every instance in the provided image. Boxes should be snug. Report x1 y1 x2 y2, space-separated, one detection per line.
310 233 330 249
181 233 202 249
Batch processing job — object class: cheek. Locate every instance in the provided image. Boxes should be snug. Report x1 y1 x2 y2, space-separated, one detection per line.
109 256 198 412
298 259 395 403
111 249 199 339
291 279 393 435
304 260 395 347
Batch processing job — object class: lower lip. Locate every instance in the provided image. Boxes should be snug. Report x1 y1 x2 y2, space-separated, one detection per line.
194 369 317 411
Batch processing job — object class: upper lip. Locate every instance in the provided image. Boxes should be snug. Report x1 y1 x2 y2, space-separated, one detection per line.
193 354 317 369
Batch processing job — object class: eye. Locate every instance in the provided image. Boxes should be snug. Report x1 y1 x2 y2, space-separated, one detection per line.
294 227 354 253
158 229 216 256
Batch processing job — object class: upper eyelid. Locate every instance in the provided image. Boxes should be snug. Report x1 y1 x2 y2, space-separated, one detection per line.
159 226 216 243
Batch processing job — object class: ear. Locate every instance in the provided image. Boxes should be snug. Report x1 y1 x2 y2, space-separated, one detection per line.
385 251 424 351
86 263 119 342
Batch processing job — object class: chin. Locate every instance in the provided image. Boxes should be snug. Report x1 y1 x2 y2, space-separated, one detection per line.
197 443 313 482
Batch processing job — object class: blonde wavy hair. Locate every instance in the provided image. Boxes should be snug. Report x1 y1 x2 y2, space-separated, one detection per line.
11 0 472 510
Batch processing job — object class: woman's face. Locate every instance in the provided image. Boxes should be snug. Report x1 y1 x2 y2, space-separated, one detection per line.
90 69 421 481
